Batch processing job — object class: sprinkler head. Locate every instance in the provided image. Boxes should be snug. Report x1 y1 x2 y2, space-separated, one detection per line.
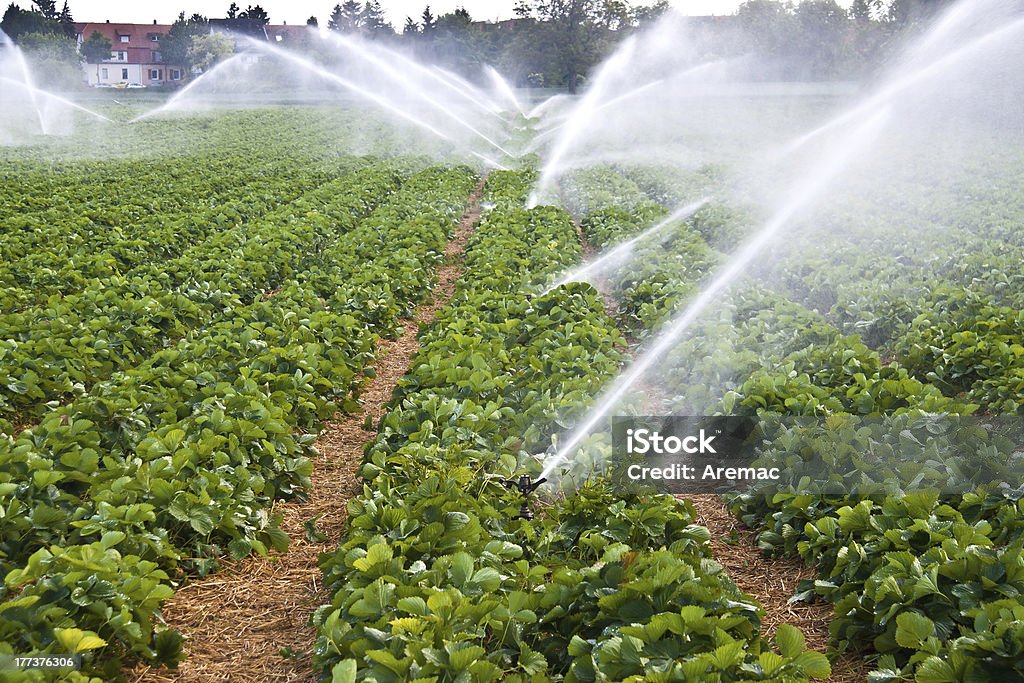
502 474 547 520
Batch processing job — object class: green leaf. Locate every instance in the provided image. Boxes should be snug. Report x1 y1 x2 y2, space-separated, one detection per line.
914 656 956 683
450 552 473 586
331 659 357 683
793 651 831 679
568 635 592 657
471 567 502 591
188 507 217 535
775 623 805 658
895 612 934 649
54 627 107 653
397 596 428 616
446 643 486 671
519 644 546 675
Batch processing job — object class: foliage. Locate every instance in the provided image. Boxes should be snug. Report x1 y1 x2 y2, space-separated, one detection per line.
78 30 111 84
0 115 478 677
160 12 208 72
568 160 1024 680
15 30 80 87
187 33 235 73
313 170 829 682
328 1 391 36
1 1 72 41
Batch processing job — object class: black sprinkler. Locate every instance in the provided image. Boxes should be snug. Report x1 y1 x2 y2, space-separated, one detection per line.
503 474 548 520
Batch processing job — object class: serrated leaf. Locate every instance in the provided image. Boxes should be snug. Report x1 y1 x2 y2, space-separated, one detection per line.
775 623 805 658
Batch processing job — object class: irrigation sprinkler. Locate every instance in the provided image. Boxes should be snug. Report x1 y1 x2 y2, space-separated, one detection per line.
502 474 548 520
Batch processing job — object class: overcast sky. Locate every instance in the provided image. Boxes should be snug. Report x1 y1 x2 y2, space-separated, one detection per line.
72 0 748 27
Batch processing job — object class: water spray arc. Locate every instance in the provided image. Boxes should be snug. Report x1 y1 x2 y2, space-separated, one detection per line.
430 65 504 116
1 77 113 123
322 33 515 159
486 66 525 117
540 109 892 481
775 14 1024 161
130 36 516 170
547 198 710 293
130 54 249 123
528 37 639 208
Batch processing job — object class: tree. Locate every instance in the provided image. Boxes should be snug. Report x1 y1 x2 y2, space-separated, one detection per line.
307 15 318 26
162 12 208 72
850 0 873 21
238 4 269 25
20 29 80 86
327 1 361 32
359 0 390 35
430 7 480 70
632 1 669 28
513 0 627 93
421 5 436 33
187 32 233 72
31 0 55 20
402 16 419 35
56 0 72 37
79 29 111 85
2 2 60 40
226 2 238 19
791 0 846 78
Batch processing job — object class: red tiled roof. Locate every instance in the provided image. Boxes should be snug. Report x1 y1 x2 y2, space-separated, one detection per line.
74 22 173 51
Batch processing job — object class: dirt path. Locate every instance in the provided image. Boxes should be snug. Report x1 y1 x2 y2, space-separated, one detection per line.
687 494 870 682
130 178 486 683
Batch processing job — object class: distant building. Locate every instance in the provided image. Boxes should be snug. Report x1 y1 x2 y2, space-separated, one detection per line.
208 17 270 41
264 24 314 45
470 18 528 33
74 21 187 87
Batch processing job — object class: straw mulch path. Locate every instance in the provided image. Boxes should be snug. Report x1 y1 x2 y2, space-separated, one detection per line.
129 178 486 683
686 494 871 683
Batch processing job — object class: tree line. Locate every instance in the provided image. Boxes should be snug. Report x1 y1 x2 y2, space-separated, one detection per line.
2 0 960 91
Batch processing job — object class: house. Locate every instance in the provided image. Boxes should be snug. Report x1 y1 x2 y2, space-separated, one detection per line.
209 17 271 41
74 20 187 87
264 24 314 45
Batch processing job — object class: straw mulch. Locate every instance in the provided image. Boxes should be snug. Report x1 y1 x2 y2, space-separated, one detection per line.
128 179 486 683
686 494 871 683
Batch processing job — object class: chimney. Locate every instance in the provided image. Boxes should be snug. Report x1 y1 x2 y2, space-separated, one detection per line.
105 19 110 23
153 19 157 25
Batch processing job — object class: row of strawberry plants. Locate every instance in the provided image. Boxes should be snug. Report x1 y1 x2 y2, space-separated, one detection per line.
619 173 1024 678
559 166 724 333
0 161 405 428
0 155 352 313
563 165 1024 679
313 170 829 682
720 297 1024 679
0 166 477 680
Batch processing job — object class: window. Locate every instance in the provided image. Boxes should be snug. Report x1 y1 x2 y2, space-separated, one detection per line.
154 51 162 63
101 67 108 79
112 51 127 61
171 69 182 80
121 68 128 80
148 33 160 42
149 68 162 80
119 35 130 43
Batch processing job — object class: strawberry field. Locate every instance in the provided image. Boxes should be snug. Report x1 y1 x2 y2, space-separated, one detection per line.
0 50 1023 683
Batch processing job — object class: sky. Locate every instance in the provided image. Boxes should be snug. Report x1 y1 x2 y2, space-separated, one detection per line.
70 0 748 28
